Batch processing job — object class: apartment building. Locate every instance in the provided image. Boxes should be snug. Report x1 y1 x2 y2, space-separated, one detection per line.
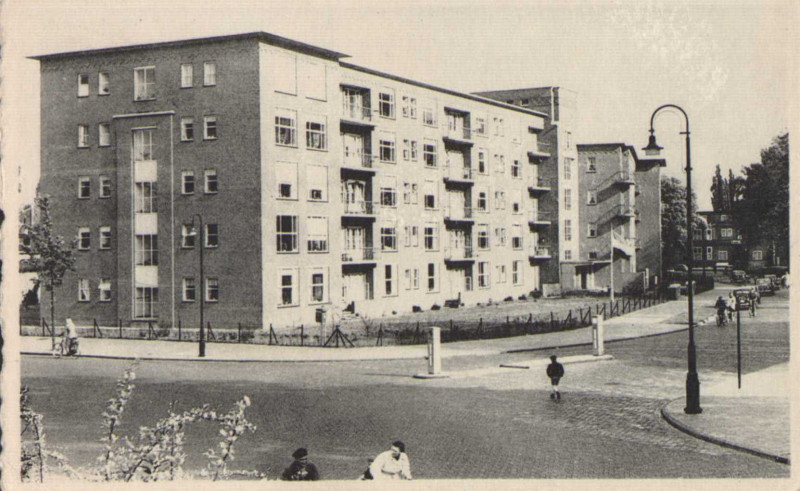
695 211 744 272
32 32 551 330
473 87 576 295
564 143 664 294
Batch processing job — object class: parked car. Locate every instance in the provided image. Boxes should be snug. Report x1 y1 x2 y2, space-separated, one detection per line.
733 288 752 310
756 278 775 296
731 270 747 283
764 274 781 291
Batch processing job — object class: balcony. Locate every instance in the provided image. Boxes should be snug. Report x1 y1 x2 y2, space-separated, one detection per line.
443 126 473 146
443 165 474 186
529 246 552 260
444 245 475 264
528 177 552 194
613 170 635 186
444 205 474 225
528 141 551 161
341 246 378 265
342 201 376 219
341 100 374 129
612 231 637 257
614 203 636 218
528 210 553 228
341 154 376 174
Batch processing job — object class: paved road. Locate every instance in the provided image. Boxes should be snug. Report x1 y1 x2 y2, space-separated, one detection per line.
21 290 790 480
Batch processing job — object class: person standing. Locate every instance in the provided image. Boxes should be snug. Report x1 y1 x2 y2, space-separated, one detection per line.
64 318 79 355
281 447 320 481
546 355 565 401
368 441 412 480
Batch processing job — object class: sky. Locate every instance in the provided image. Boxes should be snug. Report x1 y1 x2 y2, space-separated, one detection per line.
2 0 796 209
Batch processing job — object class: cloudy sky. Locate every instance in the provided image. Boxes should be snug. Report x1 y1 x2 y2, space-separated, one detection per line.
3 0 795 208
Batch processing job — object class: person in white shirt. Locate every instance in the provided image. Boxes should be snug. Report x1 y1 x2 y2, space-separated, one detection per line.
368 441 412 480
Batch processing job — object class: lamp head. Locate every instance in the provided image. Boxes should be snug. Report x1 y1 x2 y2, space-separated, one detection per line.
643 132 663 156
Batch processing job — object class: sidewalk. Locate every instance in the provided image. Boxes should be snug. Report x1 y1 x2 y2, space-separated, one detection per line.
661 363 790 464
19 287 722 362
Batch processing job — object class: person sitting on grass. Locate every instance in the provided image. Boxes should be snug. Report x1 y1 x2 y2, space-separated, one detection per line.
368 441 412 480
281 447 320 481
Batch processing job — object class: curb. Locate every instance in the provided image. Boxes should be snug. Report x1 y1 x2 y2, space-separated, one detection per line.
19 351 427 364
660 400 790 465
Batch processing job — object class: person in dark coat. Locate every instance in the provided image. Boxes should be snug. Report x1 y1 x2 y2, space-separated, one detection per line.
281 447 320 481
546 355 565 401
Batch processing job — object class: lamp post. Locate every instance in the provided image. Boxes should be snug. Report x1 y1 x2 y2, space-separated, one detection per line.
190 214 206 358
643 104 702 414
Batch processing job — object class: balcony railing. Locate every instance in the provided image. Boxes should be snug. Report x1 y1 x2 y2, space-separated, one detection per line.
529 177 551 192
342 246 376 263
614 203 636 218
343 154 374 170
444 125 472 142
444 205 473 221
343 201 375 216
531 246 551 258
342 101 372 122
444 165 473 182
528 141 552 160
614 170 635 185
444 245 474 261
528 210 553 225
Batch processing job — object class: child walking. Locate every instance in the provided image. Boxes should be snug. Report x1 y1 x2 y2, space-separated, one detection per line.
546 355 565 401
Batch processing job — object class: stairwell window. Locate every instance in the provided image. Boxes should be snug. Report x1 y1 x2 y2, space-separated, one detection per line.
204 116 217 140
203 62 216 86
99 72 110 95
204 169 218 194
478 262 490 288
181 171 195 195
587 190 597 205
564 219 572 241
385 264 397 296
427 263 438 292
205 277 219 302
181 64 193 88
78 125 89 148
78 279 91 302
100 176 112 198
99 226 112 250
181 117 194 141
99 279 112 302
134 66 155 100
183 277 196 302
181 224 195 248
99 123 111 147
78 177 91 199
424 223 439 251
587 157 597 173
78 228 91 250
205 224 219 248
78 74 90 97
588 223 597 238
513 260 524 285
379 90 395 119
135 235 158 266
423 141 437 167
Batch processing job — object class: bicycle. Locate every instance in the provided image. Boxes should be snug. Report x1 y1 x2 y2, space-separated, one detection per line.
716 310 728 327
52 335 79 358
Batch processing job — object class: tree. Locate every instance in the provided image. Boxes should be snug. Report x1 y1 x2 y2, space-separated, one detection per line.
727 168 745 211
20 196 76 346
710 164 727 211
661 176 700 273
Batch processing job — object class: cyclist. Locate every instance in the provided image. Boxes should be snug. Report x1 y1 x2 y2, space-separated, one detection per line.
714 296 728 327
64 318 80 356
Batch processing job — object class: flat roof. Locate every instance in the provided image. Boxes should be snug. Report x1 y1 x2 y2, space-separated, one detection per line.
29 31 350 62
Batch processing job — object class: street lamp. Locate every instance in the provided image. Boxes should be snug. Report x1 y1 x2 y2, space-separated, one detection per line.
188 214 206 358
643 104 702 414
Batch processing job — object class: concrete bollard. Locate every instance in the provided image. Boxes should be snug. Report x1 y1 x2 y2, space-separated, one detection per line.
414 326 449 379
592 315 605 356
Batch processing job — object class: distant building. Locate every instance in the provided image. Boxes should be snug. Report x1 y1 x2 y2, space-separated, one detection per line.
32 32 553 330
695 211 744 273
564 143 664 294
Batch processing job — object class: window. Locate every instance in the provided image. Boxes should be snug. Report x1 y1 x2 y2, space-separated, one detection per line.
404 225 420 247
477 224 489 250
424 223 439 251
276 215 299 253
423 103 437 127
752 250 763 260
181 118 194 141
478 262 490 288
379 135 396 163
204 169 218 194
427 263 438 292
403 182 412 204
183 277 196 302
564 158 573 179
203 62 216 86
274 109 296 146
181 171 195 195
384 264 397 296
133 129 153 160
410 141 418 161
135 235 158 265
181 64 193 88
477 190 488 212
134 66 155 100
496 264 507 283
564 188 572 210
99 226 111 250
494 191 506 210
588 223 598 238
477 150 487 174
423 180 437 210
78 74 89 97
99 124 111 147
204 116 217 140
381 224 397 251
134 181 156 213
587 157 597 172
205 277 219 302
99 279 112 302
307 216 328 252
100 176 112 198
495 227 507 247
693 246 703 260
423 141 437 167
513 260 523 285
306 118 327 150
564 219 572 241
182 224 195 248
587 191 597 205
307 165 327 201
380 182 397 207
134 287 158 319
379 90 395 118
494 153 505 173
706 246 713 258
280 269 298 306
205 224 219 248
78 279 91 302
718 250 728 261
97 72 110 95
276 161 298 199
310 269 328 303
78 177 91 199
564 250 572 261
511 160 521 178
475 117 487 136
706 229 714 240
78 228 91 250
512 190 522 214
401 95 417 119
402 139 410 161
589 251 599 260
78 125 89 148
512 224 523 249
721 228 733 238
520 99 529 106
